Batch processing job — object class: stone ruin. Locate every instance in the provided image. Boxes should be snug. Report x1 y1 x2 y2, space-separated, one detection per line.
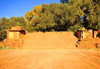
77 27 100 40
76 27 100 48
93 30 100 38
0 26 100 49
0 26 26 48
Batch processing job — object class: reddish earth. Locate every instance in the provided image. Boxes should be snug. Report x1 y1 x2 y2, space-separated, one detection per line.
0 32 100 69
78 38 100 48
0 49 100 69
22 32 77 49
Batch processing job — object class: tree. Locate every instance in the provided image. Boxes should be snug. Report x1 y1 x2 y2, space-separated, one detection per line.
61 0 100 30
24 0 99 32
25 5 42 32
93 0 100 4
0 17 9 41
25 5 42 23
9 17 26 27
0 17 10 29
0 17 26 41
60 0 69 3
28 3 83 31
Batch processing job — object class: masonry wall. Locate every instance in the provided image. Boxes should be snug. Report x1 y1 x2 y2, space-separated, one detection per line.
22 32 78 49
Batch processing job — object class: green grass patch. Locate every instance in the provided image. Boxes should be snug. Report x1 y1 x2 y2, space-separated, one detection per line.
0 46 13 50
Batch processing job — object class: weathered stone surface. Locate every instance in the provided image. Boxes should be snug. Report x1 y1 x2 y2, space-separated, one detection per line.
22 32 78 49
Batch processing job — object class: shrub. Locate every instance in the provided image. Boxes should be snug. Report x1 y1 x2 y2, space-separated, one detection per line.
0 30 7 41
0 46 12 50
67 25 83 32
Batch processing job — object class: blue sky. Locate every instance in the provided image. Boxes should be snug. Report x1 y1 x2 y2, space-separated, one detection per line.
0 0 60 18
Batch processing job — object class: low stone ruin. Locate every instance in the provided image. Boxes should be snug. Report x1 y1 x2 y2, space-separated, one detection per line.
76 27 100 48
0 26 26 48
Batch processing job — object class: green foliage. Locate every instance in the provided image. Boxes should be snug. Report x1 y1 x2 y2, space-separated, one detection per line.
25 3 83 32
24 1 100 32
60 0 69 3
0 17 26 41
9 17 26 27
61 0 100 30
25 23 37 32
0 46 13 50
0 30 7 41
67 25 83 32
24 5 42 32
0 17 10 29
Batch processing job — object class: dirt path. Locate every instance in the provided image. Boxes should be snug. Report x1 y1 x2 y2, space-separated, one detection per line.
0 49 100 69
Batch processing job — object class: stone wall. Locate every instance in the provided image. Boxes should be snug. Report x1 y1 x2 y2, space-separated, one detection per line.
22 32 78 49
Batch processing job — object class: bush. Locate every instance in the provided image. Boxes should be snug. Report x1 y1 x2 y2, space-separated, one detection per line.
0 30 7 41
67 25 83 32
0 46 12 50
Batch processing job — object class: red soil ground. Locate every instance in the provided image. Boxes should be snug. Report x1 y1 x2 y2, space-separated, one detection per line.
78 38 100 48
0 49 100 69
0 32 100 69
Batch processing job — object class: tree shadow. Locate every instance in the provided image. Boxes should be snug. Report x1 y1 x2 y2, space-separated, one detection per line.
97 32 100 37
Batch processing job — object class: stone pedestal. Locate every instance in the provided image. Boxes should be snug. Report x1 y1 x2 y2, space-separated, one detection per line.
94 31 98 38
